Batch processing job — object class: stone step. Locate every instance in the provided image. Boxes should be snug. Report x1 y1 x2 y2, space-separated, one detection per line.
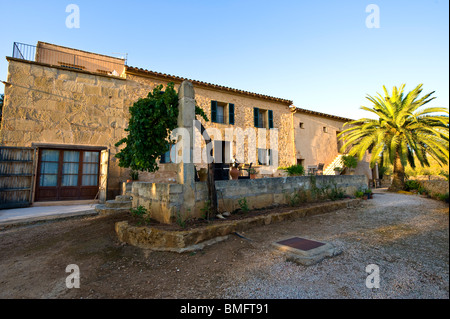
105 200 132 209
95 204 130 216
115 195 132 202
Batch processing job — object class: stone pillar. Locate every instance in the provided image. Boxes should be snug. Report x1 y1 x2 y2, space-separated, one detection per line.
176 81 196 215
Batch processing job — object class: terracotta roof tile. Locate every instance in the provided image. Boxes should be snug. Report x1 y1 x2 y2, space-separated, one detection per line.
125 66 293 105
291 106 354 122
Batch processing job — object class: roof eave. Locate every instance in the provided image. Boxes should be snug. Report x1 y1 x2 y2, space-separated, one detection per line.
125 66 293 105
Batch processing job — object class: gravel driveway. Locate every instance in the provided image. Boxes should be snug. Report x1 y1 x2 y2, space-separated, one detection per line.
0 189 448 299
220 190 449 299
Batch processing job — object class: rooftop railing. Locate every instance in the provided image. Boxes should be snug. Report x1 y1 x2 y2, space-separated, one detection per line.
12 42 126 77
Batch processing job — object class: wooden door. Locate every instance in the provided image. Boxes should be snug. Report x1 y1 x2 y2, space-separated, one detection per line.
0 147 36 209
35 149 101 202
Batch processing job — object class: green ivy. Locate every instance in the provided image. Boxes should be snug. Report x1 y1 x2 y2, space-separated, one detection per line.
115 82 208 172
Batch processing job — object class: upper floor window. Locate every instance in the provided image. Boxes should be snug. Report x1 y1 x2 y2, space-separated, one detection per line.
211 101 235 125
254 108 274 129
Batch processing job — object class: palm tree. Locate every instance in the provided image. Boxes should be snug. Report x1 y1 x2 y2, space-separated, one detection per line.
338 84 449 191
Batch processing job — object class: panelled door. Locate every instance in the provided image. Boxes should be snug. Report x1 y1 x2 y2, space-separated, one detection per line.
35 148 101 201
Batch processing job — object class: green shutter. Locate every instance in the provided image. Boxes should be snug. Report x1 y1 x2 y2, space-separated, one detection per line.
211 101 217 123
268 110 274 129
253 107 259 127
229 104 235 125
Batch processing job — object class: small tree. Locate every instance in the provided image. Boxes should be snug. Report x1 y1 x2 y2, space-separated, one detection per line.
342 155 358 171
115 82 215 215
115 83 179 172
115 83 208 172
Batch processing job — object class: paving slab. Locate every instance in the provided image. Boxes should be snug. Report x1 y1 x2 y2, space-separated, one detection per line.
0 204 98 228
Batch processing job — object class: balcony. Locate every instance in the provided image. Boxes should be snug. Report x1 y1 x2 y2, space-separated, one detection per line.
11 42 126 78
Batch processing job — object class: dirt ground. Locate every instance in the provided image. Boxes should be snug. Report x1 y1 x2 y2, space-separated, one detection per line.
0 190 448 299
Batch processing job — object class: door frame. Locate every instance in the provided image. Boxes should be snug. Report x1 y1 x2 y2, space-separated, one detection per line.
34 145 106 202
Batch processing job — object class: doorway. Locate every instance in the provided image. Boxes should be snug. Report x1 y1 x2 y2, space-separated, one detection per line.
212 141 231 181
35 148 101 201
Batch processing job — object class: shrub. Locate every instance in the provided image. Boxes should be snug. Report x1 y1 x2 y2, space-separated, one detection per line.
200 201 211 220
417 186 429 195
176 210 186 228
355 190 364 198
404 180 421 191
282 164 305 176
437 192 449 203
238 197 249 213
284 191 300 206
328 184 346 201
130 206 151 225
130 205 147 218
342 155 358 169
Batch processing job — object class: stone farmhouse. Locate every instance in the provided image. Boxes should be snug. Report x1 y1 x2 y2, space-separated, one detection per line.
0 42 373 207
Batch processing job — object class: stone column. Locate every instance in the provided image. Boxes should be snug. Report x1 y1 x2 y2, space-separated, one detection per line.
176 81 196 215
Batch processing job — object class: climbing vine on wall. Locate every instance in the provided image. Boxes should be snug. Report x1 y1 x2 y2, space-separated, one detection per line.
115 82 208 172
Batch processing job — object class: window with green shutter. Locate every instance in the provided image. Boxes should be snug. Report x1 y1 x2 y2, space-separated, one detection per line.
254 107 260 127
228 103 234 125
268 110 274 129
229 104 235 125
211 101 218 123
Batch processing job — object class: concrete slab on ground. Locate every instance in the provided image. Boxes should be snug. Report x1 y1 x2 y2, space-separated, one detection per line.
0 204 98 228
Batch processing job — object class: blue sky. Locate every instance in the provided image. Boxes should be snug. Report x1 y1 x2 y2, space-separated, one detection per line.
0 0 448 119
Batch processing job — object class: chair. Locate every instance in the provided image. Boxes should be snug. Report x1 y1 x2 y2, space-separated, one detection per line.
317 163 324 175
307 165 318 175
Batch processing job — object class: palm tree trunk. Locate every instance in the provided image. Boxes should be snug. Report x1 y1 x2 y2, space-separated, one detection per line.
389 152 406 191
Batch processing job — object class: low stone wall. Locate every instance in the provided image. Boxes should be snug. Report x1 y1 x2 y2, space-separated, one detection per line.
131 175 368 224
116 199 361 252
418 180 449 195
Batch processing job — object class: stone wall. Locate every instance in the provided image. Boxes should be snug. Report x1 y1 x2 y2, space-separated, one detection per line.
417 180 449 195
1 59 295 200
131 175 368 224
131 182 184 224
1 59 131 198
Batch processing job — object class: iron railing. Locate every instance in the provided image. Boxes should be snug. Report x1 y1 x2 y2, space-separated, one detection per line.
12 42 126 77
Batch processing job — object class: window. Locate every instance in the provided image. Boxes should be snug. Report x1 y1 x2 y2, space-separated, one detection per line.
216 104 225 124
82 151 100 186
62 151 80 187
160 144 178 164
160 145 173 164
211 101 235 125
299 122 304 129
160 150 171 164
35 148 102 202
39 150 59 187
323 126 328 133
254 108 274 129
258 148 273 166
